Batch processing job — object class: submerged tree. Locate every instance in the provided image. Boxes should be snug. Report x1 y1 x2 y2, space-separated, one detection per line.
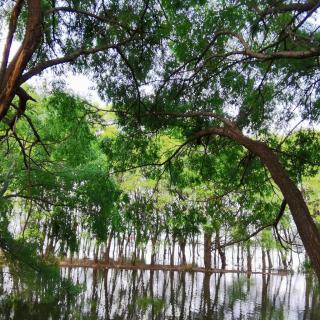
0 89 118 273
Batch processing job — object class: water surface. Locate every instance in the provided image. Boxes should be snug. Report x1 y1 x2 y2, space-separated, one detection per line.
0 268 319 319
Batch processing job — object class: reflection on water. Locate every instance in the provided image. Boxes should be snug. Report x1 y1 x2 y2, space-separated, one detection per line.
0 267 319 319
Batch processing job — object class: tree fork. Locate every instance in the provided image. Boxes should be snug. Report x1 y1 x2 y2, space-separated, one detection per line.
194 124 320 280
0 0 42 121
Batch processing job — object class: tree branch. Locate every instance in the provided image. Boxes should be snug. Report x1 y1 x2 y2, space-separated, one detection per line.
217 199 287 249
45 7 134 34
20 38 134 83
109 139 193 175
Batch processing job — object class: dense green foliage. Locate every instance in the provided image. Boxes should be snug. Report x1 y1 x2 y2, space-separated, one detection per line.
0 0 320 277
0 90 119 273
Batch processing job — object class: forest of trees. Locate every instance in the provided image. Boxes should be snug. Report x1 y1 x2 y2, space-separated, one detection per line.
0 0 320 285
0 89 319 275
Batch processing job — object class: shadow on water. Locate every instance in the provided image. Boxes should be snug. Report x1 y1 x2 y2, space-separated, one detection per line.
0 266 319 320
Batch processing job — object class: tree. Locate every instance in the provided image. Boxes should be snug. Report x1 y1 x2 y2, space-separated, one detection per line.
101 1 320 278
1 0 320 279
0 90 118 271
0 0 156 122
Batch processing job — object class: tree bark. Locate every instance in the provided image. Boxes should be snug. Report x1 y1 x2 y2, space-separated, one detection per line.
194 124 320 280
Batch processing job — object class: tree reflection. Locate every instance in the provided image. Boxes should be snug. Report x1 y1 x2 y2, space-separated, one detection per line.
0 268 319 320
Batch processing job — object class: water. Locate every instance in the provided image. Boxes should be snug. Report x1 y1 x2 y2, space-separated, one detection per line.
0 267 319 319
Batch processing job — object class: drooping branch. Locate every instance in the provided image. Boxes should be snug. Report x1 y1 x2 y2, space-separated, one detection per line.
109 138 192 175
21 112 50 156
216 199 287 249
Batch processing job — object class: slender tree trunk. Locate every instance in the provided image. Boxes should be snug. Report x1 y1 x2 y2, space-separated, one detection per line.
204 231 212 270
262 248 266 272
163 231 169 265
124 228 131 259
179 238 187 265
118 233 125 261
191 234 196 266
267 249 273 270
213 249 217 268
246 245 252 273
90 268 98 317
104 230 113 264
280 251 288 270
237 243 240 270
151 235 157 266
216 231 226 269
170 235 176 266
261 273 269 319
289 247 293 268
93 243 99 263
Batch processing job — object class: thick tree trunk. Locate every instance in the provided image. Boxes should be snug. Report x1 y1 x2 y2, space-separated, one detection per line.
203 231 212 269
0 0 42 120
195 125 320 280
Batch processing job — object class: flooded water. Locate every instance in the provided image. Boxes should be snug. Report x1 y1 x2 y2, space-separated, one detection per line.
0 267 319 319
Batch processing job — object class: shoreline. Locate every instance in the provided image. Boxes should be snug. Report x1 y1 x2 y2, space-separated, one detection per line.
59 258 292 276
